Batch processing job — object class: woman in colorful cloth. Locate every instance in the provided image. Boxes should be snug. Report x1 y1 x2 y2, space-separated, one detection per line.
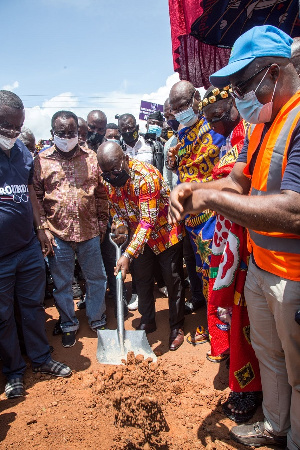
200 86 262 423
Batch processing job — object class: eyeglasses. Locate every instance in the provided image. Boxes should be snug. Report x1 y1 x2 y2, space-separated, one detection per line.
0 122 22 137
54 131 78 139
231 64 272 100
102 159 124 178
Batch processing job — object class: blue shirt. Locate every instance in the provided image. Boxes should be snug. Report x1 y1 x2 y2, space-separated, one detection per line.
0 139 35 258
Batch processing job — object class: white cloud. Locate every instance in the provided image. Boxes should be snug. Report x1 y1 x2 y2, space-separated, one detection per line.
2 81 19 91
24 74 181 141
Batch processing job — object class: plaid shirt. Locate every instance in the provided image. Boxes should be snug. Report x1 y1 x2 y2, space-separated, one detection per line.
33 145 108 242
103 159 184 259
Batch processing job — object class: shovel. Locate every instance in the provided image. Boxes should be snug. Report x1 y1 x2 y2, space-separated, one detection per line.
96 233 157 365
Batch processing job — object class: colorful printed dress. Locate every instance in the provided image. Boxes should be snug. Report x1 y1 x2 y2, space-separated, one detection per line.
208 120 261 392
176 117 226 299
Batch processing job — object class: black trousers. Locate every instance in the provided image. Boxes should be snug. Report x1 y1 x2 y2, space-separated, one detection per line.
183 234 205 302
134 241 185 330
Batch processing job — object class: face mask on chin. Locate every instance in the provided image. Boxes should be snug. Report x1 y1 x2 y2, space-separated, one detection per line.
235 69 278 124
102 169 130 187
54 135 78 152
122 129 138 145
0 134 18 151
87 131 105 147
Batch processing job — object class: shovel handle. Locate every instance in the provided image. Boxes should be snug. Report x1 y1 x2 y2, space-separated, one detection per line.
109 233 128 254
109 233 128 355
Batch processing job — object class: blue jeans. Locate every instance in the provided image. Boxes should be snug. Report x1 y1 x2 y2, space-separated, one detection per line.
0 238 51 379
48 236 107 332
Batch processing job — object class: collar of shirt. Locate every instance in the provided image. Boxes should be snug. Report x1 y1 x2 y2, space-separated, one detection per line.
124 135 150 156
124 135 154 164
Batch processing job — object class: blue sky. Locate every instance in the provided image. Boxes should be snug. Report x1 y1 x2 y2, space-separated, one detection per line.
1 0 179 139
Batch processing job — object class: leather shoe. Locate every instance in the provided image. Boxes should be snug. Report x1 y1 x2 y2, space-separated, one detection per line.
184 296 205 315
136 322 157 334
169 328 184 351
230 422 287 448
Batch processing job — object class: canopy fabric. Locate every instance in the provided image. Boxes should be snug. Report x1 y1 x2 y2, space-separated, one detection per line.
191 0 300 48
168 0 300 89
168 0 231 88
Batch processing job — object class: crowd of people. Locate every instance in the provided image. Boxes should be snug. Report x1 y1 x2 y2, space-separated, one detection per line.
0 24 299 449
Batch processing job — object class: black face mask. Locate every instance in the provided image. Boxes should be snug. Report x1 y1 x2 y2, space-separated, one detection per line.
87 131 105 148
121 129 138 145
102 169 130 187
167 119 180 132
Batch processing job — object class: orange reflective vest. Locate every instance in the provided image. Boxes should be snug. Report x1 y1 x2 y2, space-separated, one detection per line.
243 92 300 281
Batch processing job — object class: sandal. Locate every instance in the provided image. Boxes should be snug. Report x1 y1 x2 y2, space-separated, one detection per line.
222 391 263 423
206 350 230 363
186 326 209 345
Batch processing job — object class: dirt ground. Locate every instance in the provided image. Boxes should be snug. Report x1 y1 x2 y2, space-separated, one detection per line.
0 280 272 450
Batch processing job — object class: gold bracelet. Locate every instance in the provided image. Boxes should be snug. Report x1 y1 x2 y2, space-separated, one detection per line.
36 225 49 230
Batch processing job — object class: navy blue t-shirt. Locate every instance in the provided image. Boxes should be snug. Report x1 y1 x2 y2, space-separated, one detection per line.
0 139 35 258
237 120 300 193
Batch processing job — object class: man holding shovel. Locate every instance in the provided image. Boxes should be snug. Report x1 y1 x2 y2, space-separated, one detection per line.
97 141 186 351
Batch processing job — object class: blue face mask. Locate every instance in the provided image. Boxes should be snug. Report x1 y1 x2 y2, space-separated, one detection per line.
235 68 277 124
147 124 162 137
175 103 198 127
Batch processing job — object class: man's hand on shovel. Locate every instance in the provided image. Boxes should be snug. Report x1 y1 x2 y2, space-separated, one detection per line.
111 224 128 245
114 255 130 281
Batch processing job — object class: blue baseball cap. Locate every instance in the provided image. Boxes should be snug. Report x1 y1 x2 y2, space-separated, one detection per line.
210 25 293 87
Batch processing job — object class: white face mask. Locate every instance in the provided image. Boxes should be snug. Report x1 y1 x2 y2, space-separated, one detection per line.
54 134 78 152
0 133 18 151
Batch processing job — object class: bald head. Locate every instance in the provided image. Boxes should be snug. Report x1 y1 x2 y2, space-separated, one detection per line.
169 81 200 118
163 97 174 122
163 98 170 114
291 37 300 75
86 110 107 150
78 117 88 145
87 110 107 123
87 110 107 135
97 141 124 171
19 127 36 153
169 81 196 106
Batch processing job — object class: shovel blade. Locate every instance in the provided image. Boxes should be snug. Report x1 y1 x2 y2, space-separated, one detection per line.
96 329 157 365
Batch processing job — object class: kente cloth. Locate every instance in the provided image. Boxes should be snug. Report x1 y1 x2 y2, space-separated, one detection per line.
208 120 261 392
176 116 225 184
177 117 226 300
186 215 216 301
102 159 184 259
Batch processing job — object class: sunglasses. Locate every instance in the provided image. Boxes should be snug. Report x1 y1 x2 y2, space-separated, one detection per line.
231 64 272 100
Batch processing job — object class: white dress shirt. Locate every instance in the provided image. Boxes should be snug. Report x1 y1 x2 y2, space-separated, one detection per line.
124 135 153 165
